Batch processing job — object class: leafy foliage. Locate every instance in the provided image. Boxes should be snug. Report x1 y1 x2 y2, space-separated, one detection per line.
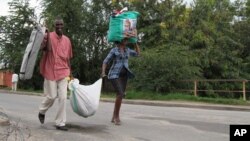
0 0 43 89
130 45 201 92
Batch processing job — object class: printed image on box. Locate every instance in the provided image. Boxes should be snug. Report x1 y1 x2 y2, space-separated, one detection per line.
123 19 137 38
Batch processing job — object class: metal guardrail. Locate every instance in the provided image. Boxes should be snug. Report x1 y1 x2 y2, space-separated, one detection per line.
178 79 248 101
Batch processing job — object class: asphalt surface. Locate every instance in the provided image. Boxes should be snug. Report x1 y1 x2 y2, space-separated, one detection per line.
1 89 250 126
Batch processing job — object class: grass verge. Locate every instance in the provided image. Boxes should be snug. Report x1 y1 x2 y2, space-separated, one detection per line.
102 90 250 106
1 88 249 106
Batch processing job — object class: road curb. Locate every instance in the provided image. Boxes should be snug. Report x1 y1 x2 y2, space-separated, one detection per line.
1 89 250 111
0 90 43 96
101 98 250 112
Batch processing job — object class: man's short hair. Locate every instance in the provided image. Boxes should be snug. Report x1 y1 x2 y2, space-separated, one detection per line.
54 16 64 25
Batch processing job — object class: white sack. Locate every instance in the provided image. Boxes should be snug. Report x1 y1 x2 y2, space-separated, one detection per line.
68 78 102 118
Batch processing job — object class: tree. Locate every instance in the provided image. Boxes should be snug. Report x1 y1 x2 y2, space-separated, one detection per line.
128 0 201 92
0 0 36 70
186 0 245 97
0 0 44 89
188 0 243 79
232 0 250 78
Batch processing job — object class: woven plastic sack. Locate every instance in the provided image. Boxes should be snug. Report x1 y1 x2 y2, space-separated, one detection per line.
68 78 102 118
107 11 139 43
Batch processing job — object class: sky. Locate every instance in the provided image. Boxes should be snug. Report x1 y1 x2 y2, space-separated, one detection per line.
0 0 41 16
0 0 237 16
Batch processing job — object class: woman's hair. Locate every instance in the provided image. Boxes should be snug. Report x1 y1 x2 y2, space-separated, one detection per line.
114 38 129 45
114 41 120 45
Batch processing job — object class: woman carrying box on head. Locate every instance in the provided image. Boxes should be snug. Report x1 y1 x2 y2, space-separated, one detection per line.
101 38 140 125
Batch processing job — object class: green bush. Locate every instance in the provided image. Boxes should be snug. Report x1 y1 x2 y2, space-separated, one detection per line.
129 44 201 93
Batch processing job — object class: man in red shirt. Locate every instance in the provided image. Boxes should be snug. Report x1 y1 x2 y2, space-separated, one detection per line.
38 17 73 131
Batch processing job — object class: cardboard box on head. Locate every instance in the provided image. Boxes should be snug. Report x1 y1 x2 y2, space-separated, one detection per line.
108 10 139 43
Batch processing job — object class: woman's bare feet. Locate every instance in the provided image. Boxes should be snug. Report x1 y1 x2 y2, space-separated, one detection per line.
111 117 115 123
113 118 121 125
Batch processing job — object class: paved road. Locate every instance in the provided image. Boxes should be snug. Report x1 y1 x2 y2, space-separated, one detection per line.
1 92 250 141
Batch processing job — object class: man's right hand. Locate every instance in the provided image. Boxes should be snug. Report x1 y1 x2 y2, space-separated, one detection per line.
41 32 49 50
